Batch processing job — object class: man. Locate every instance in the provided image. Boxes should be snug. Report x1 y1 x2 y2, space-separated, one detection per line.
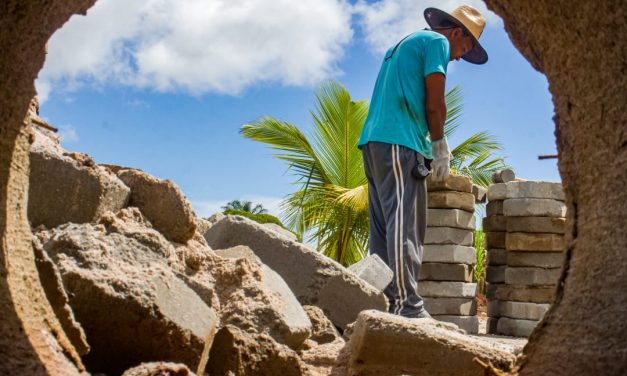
357 5 488 318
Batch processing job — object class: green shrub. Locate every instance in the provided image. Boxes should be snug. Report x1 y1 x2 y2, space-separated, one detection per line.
222 209 286 228
473 229 487 294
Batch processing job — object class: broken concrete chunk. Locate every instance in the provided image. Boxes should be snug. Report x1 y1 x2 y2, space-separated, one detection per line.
486 200 504 216
492 169 516 184
427 208 476 229
506 216 566 234
207 325 304 376
487 248 507 266
495 284 556 304
28 127 130 228
204 215 387 328
262 223 298 241
505 267 561 286
122 362 195 376
418 281 477 298
472 185 487 203
432 315 479 334
487 183 508 201
497 317 538 337
204 245 312 350
485 231 506 248
419 263 472 282
506 233 565 251
348 254 393 291
33 237 89 356
426 174 473 193
425 227 473 246
38 219 217 375
505 181 564 201
507 251 564 268
428 191 475 212
482 215 507 232
423 297 477 315
348 310 517 375
486 265 506 283
117 169 197 243
302 305 340 344
503 198 567 217
423 245 476 265
500 301 550 321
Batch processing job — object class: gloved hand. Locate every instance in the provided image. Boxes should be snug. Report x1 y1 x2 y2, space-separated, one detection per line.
431 137 451 182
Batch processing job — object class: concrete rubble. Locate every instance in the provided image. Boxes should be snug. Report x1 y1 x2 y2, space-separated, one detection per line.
424 175 479 333
21 132 530 375
484 178 565 337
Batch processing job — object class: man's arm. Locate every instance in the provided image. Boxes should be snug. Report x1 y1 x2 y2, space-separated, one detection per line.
425 72 446 140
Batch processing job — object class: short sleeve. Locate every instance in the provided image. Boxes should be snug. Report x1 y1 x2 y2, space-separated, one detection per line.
423 37 450 77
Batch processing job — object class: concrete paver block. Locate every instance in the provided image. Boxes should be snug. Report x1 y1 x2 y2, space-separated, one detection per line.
507 251 564 268
419 263 472 282
495 285 555 304
423 245 477 265
487 248 507 266
426 227 473 246
426 174 473 193
485 232 506 248
497 317 538 337
503 198 567 218
483 215 507 232
423 297 477 315
505 267 561 286
486 265 506 283
472 185 487 203
418 282 477 298
506 233 565 252
506 216 566 234
500 301 550 321
427 208 476 230
432 315 479 334
428 191 475 212
486 200 504 216
348 254 393 291
505 181 564 201
487 183 507 201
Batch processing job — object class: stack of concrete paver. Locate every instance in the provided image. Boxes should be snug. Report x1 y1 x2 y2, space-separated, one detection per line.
485 180 566 337
422 175 478 333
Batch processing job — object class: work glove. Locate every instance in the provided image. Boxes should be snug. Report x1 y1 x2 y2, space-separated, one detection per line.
431 137 451 182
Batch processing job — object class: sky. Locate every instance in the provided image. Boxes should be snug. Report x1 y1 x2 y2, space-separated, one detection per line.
37 0 560 219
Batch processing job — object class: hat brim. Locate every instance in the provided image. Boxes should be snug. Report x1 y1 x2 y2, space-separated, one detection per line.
423 7 488 65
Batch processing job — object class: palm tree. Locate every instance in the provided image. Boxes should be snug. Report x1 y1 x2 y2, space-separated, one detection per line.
222 200 268 214
241 81 506 265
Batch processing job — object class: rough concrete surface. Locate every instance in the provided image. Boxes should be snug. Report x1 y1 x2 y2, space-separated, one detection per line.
425 226 473 246
487 248 507 266
486 200 504 216
348 310 516 375
347 254 393 291
419 262 472 282
418 281 477 298
507 251 564 268
204 215 387 328
432 315 479 334
28 127 130 228
426 174 473 193
423 244 476 265
122 362 196 376
495 284 556 305
427 208 476 230
423 297 477 316
503 198 567 218
500 301 550 321
37 217 217 375
506 232 565 251
506 216 566 234
117 168 197 243
505 267 561 286
427 191 475 212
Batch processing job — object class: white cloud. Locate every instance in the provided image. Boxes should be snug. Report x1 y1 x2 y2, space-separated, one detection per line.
57 124 79 143
37 0 353 101
191 195 284 219
354 0 500 55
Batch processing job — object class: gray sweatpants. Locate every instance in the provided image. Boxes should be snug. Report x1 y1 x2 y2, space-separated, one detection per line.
362 141 427 317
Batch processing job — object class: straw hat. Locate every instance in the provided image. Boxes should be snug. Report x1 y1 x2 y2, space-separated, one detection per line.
424 5 488 64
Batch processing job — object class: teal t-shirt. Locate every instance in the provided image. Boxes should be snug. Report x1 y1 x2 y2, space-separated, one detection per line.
358 30 450 159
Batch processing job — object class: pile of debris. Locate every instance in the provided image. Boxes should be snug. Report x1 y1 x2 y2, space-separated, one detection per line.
484 179 565 336
25 113 524 375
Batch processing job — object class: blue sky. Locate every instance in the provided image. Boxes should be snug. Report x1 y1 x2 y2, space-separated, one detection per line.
37 0 559 218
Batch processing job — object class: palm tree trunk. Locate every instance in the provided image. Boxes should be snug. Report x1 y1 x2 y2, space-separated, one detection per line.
484 1 627 374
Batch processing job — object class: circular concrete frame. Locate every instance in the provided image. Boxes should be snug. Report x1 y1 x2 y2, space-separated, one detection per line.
1 1 625 375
